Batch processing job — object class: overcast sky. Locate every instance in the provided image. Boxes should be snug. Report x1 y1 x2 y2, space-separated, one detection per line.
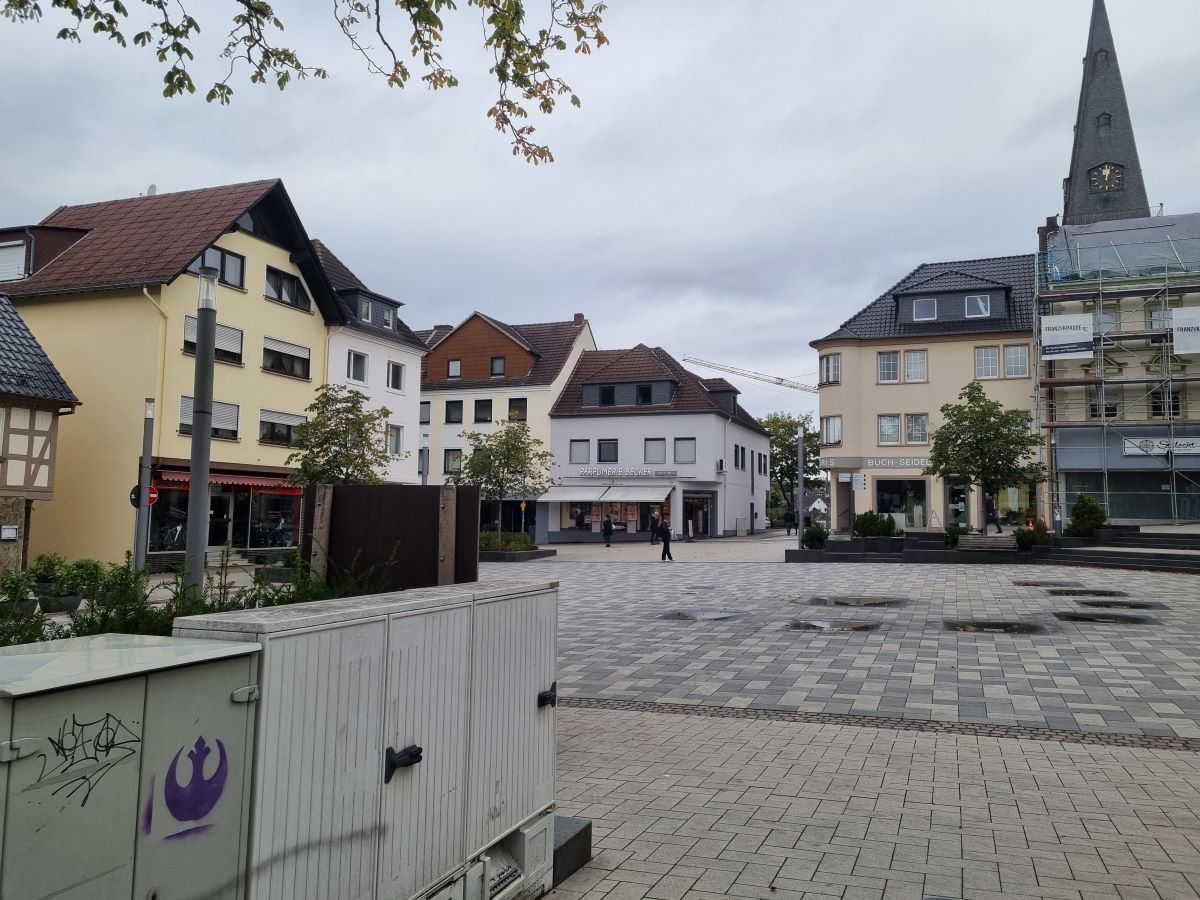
3 1 1199 418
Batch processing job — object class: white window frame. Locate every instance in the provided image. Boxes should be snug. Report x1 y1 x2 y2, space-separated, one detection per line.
347 350 369 384
819 354 841 385
904 349 927 383
820 416 842 445
674 437 697 464
1004 345 1029 378
380 305 394 329
877 351 899 383
974 346 1000 379
448 359 461 378
905 413 929 444
644 438 667 465
358 297 372 323
913 298 937 321
386 424 404 456
597 439 619 464
878 414 901 446
965 294 991 318
387 360 405 392
0 241 26 282
569 440 590 464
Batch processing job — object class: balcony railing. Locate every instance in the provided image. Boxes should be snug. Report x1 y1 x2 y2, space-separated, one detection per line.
1038 236 1200 292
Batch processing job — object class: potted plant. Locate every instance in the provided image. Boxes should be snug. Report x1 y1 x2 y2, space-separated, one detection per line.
67 559 106 605
1 569 39 614
259 547 302 584
29 552 65 598
44 565 86 613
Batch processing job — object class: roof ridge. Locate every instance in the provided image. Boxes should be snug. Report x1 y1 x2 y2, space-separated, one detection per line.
40 178 279 222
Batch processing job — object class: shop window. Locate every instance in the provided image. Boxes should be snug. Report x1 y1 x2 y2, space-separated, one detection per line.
180 396 239 440
387 361 405 391
1005 345 1029 378
448 359 461 378
264 267 311 311
474 399 492 423
974 346 999 379
569 440 589 464
674 437 697 464
644 438 666 465
262 337 311 379
248 490 301 549
599 386 616 406
597 439 618 463
490 356 505 377
445 400 463 424
904 350 927 382
444 449 463 473
913 298 937 321
347 350 368 383
877 351 899 383
965 295 990 318
419 401 430 424
187 246 245 289
820 416 842 445
636 384 653 405
905 413 928 444
386 425 404 456
878 414 901 445
184 315 244 364
259 409 306 447
508 397 527 421
819 354 841 385
876 479 927 530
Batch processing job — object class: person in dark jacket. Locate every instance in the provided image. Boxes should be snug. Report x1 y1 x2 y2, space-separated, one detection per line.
983 492 1002 534
602 515 614 547
658 518 673 561
784 509 796 536
648 512 659 544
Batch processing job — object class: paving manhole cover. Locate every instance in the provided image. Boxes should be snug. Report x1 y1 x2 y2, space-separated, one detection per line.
1053 611 1156 625
1076 599 1166 610
808 596 907 608
788 620 881 634
944 619 1045 634
1012 580 1083 588
1047 588 1129 597
660 610 739 621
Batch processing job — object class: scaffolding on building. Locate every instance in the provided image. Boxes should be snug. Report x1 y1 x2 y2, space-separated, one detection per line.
1034 223 1200 524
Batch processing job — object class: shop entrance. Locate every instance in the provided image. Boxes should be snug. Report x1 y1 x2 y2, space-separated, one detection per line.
207 493 234 547
682 493 713 538
945 481 970 529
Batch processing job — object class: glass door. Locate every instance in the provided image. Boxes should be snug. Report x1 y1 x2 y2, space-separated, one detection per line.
207 493 233 547
945 482 970 529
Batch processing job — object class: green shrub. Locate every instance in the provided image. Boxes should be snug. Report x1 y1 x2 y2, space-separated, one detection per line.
852 511 897 537
480 531 535 552
29 552 66 583
1065 493 1108 538
802 523 828 549
1032 518 1053 545
1 569 36 604
0 604 63 647
944 525 968 548
1013 527 1036 552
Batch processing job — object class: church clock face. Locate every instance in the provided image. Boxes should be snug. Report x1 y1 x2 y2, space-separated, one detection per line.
1089 162 1125 192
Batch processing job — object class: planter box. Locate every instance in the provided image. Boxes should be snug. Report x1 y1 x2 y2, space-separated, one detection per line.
479 549 558 562
1057 536 1096 548
862 537 904 554
256 567 297 584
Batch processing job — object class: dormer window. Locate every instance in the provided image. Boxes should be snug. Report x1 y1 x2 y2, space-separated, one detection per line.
599 386 616 406
0 241 26 281
1097 112 1112 128
635 384 652 405
965 294 990 318
380 305 394 329
913 298 937 321
358 297 372 323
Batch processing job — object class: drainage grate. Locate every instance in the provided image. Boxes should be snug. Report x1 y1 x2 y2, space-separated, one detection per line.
660 610 739 622
1076 599 1166 611
1012 580 1083 588
789 620 881 634
808 596 907 608
1047 588 1129 597
944 619 1045 635
1053 611 1156 625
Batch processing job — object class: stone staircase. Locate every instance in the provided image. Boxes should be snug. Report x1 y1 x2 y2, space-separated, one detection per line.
958 533 1018 552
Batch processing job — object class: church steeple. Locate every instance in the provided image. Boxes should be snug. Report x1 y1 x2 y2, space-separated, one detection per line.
1061 0 1150 225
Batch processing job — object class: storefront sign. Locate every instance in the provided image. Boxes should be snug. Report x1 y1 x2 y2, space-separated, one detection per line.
1173 308 1200 355
1041 313 1094 360
1122 437 1200 456
578 466 655 477
819 456 929 469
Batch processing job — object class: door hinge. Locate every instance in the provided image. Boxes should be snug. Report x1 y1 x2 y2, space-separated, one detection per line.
231 685 260 703
0 738 46 763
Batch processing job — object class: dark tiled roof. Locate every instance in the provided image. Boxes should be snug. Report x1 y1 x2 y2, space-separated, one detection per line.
414 325 454 347
0 294 78 405
311 240 426 353
551 344 768 436
700 377 740 394
420 316 588 389
898 270 1010 295
3 180 279 298
812 254 1036 345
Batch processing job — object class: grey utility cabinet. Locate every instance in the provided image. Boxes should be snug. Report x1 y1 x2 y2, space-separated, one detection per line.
0 634 260 900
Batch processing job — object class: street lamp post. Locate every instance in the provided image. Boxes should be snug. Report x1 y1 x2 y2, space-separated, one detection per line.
184 266 218 592
133 397 155 570
420 434 429 487
796 422 806 548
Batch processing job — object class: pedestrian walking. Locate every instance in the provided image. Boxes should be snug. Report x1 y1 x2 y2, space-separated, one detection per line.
648 511 659 544
602 515 614 547
983 492 1003 534
658 518 673 561
784 509 795 536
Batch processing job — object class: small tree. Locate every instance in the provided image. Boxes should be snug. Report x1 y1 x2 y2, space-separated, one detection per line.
450 417 554 532
1065 493 1108 538
759 411 822 517
287 384 391 484
923 381 1047 495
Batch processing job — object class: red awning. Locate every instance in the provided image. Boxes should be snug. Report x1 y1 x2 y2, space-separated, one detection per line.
157 470 298 490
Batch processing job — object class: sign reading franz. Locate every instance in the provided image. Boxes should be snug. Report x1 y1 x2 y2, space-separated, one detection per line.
1122 437 1200 457
1173 308 1200 356
578 466 655 477
1040 313 1093 360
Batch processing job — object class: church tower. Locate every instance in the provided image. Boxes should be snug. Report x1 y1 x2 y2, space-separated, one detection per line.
1061 0 1150 225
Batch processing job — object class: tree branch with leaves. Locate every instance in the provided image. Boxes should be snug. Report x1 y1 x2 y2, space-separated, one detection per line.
448 417 553 531
2 0 607 162
287 384 392 484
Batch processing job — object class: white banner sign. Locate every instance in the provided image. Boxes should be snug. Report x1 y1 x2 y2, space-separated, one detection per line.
1123 437 1200 456
1041 313 1093 360
1172 308 1200 355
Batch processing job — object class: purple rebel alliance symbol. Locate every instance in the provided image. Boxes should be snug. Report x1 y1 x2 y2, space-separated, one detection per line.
164 737 228 822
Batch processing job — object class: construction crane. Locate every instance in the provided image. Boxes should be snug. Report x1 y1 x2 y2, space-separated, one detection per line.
682 357 818 393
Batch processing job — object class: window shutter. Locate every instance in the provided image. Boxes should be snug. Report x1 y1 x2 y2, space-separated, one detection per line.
185 316 243 354
260 409 307 427
263 337 311 359
179 395 193 427
212 401 239 433
0 243 26 281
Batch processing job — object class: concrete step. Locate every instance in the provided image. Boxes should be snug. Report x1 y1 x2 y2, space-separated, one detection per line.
958 535 1018 552
1036 550 1200 574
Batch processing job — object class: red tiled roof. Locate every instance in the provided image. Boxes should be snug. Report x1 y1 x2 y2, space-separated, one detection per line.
420 316 589 389
4 179 279 298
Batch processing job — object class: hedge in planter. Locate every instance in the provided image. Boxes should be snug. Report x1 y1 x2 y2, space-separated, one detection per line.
1065 494 1108 538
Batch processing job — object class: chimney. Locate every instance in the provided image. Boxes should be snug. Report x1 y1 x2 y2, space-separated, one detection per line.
573 313 585 326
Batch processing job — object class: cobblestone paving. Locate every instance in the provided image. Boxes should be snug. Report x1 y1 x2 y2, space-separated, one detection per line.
554 705 1200 900
481 560 1200 739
